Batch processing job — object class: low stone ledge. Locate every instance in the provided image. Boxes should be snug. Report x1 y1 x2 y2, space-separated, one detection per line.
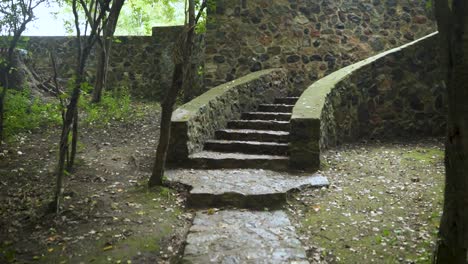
290 32 445 170
166 169 329 209
168 68 288 163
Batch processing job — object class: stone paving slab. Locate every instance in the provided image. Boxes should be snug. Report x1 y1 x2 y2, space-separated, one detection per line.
183 210 309 264
166 169 329 208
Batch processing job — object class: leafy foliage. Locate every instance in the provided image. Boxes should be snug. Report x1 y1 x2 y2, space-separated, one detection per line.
0 0 46 37
426 0 433 11
79 87 133 126
2 88 61 139
0 0 47 143
115 0 185 35
194 0 215 33
56 0 185 36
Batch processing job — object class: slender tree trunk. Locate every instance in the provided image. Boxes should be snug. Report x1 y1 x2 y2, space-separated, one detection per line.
0 85 6 145
68 107 79 170
0 72 7 145
182 62 195 102
54 81 81 213
149 0 204 187
54 42 88 213
434 0 468 263
92 0 125 103
53 0 111 213
54 126 67 213
92 44 107 103
149 63 183 186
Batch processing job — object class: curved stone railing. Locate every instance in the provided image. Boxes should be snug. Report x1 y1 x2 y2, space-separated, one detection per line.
290 32 446 170
168 68 288 164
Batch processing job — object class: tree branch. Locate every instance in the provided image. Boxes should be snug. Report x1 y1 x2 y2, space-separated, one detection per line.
194 0 207 25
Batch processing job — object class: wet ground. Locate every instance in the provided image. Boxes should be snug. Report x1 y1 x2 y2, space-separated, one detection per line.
0 100 445 263
287 138 444 264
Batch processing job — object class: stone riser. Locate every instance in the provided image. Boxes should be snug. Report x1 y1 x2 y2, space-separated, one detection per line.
257 104 294 113
215 129 289 143
204 140 289 155
241 112 292 121
184 156 289 170
274 97 300 105
187 192 286 209
227 120 290 131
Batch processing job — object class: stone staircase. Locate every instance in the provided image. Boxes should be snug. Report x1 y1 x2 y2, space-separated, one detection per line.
188 97 299 170
167 96 328 263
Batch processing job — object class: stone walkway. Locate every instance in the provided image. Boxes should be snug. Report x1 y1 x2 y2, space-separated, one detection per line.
184 210 309 264
167 169 329 263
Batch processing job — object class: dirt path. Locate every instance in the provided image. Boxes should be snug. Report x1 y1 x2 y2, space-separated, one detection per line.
0 104 193 263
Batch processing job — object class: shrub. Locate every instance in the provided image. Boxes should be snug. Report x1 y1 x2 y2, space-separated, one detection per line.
79 87 132 126
3 88 61 140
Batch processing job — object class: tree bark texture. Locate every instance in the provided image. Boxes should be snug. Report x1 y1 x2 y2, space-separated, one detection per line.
149 0 204 187
54 0 111 213
0 80 7 145
54 79 81 213
434 0 468 263
92 0 125 103
149 63 183 187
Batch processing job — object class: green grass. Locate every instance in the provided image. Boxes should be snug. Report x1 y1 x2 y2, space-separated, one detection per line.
79 88 133 126
2 85 159 141
3 88 61 140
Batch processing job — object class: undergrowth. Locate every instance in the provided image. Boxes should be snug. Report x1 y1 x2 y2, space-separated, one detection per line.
3 88 61 140
3 85 155 141
79 87 133 127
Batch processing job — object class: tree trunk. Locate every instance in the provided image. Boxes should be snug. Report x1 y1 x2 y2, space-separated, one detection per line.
92 0 125 103
68 107 79 170
149 63 183 186
54 81 81 213
92 44 107 103
0 86 6 145
183 62 198 102
434 0 468 263
149 0 201 187
0 70 8 145
53 0 112 213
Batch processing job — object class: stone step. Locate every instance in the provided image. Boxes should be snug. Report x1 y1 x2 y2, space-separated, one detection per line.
257 104 294 113
183 210 309 263
166 169 330 209
241 112 291 121
186 151 289 170
227 120 290 131
204 140 289 155
215 129 289 143
274 97 300 105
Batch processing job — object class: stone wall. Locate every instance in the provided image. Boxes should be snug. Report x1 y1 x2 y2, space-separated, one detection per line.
290 32 446 170
204 0 437 93
17 26 204 101
168 68 288 164
321 32 445 146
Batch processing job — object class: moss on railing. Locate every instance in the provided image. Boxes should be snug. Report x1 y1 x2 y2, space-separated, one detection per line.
168 68 289 163
290 32 443 171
